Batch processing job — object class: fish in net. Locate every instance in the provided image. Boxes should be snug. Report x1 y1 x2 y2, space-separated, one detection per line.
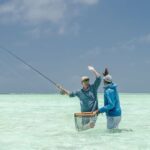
74 112 97 131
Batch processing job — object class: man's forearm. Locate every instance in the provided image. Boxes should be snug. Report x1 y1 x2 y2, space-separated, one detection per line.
59 86 70 95
91 69 100 78
88 66 101 78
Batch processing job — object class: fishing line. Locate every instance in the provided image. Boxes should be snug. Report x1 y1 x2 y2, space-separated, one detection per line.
0 45 62 90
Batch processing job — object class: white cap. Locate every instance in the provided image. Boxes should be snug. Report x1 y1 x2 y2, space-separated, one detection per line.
81 76 89 82
103 74 112 83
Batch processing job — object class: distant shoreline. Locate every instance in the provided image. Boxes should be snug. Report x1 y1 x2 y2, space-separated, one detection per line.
0 93 150 95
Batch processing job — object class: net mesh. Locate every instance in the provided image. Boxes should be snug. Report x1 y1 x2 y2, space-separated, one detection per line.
74 112 97 131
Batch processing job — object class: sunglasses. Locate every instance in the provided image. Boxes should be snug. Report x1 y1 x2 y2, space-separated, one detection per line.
82 79 89 83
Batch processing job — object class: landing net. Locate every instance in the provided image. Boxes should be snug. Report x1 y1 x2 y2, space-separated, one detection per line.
74 112 97 131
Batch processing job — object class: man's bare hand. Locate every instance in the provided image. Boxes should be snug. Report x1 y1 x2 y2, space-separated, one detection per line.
88 66 95 72
89 122 95 128
60 88 69 95
88 65 100 77
93 110 99 115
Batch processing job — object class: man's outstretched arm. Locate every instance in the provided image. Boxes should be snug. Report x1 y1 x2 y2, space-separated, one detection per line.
59 86 78 97
59 86 70 95
88 66 101 78
88 66 101 90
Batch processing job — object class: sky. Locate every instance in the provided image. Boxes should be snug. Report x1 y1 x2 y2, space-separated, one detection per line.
0 0 150 93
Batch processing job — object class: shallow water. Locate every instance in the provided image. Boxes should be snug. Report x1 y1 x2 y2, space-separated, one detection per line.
0 94 150 150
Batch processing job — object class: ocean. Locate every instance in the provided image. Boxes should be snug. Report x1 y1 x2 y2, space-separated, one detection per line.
0 94 150 150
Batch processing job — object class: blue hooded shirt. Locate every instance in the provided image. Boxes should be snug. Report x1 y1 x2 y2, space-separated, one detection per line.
69 77 101 112
99 83 122 117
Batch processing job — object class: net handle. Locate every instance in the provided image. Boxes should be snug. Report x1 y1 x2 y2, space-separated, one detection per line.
74 112 96 117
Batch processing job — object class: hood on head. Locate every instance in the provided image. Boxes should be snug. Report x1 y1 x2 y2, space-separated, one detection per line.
104 83 117 89
103 74 112 83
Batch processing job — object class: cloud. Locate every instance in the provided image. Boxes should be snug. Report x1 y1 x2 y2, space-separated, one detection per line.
138 33 150 44
79 47 103 59
0 0 67 24
27 27 42 39
58 22 80 35
74 0 99 5
0 0 99 35
79 33 150 63
107 33 150 53
144 60 150 65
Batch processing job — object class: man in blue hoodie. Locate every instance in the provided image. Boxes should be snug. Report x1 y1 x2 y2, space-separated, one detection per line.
94 71 122 129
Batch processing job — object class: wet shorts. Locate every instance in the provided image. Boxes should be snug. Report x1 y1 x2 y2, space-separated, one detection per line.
107 116 121 129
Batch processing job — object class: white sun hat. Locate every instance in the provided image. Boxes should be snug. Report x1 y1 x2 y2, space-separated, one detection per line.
81 76 89 82
103 74 112 83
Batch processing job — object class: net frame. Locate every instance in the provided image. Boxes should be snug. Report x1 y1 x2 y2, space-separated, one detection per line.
74 112 97 131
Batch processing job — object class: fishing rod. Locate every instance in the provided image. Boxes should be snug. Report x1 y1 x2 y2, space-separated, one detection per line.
0 45 63 91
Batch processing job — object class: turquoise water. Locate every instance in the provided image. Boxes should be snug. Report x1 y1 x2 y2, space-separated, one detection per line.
0 94 150 150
